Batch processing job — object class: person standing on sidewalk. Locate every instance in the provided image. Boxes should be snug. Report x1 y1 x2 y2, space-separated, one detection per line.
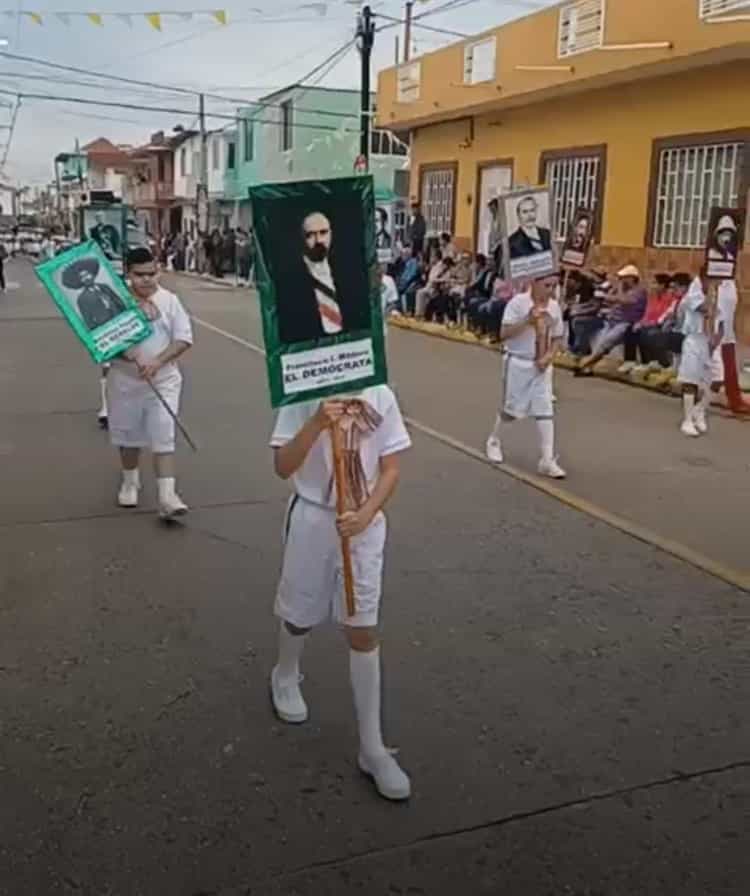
106 247 193 518
716 278 750 415
485 272 567 479
269 388 413 801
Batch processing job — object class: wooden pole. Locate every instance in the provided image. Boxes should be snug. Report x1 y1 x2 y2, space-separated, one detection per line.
330 420 356 617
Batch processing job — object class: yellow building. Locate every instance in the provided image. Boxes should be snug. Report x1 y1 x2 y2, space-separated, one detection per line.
376 0 750 338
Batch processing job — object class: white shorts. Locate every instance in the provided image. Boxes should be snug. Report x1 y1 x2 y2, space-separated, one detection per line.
502 354 554 420
106 368 181 453
275 496 387 629
677 336 724 387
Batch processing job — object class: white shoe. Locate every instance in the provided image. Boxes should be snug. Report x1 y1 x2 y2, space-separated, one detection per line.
485 436 504 464
538 457 567 479
681 419 700 437
693 413 708 434
158 493 189 519
117 482 139 508
618 361 636 374
359 751 411 801
270 666 308 724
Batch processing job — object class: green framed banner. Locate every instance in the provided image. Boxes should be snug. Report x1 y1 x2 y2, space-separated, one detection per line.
250 175 388 408
35 240 152 364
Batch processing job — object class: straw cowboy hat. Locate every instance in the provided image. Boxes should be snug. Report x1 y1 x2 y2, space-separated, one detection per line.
617 264 641 279
61 257 101 289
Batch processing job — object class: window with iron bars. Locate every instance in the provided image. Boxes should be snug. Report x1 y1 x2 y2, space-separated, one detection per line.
653 141 744 248
544 153 603 242
420 167 455 236
699 0 750 18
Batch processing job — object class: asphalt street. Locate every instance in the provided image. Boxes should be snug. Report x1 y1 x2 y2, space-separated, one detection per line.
1 259 748 895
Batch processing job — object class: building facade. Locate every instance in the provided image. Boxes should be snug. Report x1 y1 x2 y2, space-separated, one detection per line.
124 131 176 239
224 85 409 228
376 0 750 338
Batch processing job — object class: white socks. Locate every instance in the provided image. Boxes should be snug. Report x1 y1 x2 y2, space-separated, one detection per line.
536 418 555 463
490 413 503 442
157 476 177 503
350 647 386 759
696 391 710 417
99 377 108 417
122 468 140 488
277 623 307 684
682 392 696 422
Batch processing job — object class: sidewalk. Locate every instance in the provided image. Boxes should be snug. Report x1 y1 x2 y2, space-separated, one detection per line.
389 315 750 406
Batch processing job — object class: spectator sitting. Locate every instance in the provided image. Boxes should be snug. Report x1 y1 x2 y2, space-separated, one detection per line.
576 264 647 376
439 231 458 261
415 248 447 318
462 253 494 329
474 275 513 343
396 244 422 315
568 272 605 358
448 251 472 305
632 272 677 371
424 257 456 323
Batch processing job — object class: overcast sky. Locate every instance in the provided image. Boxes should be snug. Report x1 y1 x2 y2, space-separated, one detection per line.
0 0 555 186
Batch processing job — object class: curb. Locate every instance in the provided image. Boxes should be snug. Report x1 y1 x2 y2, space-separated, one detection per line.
388 315 750 420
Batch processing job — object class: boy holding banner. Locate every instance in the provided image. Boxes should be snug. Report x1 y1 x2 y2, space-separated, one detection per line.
269 387 412 801
252 176 411 801
106 247 193 517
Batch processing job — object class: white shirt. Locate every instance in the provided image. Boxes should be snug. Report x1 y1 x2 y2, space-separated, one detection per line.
679 278 708 339
270 384 411 508
717 279 737 345
112 285 193 384
304 256 342 335
502 292 564 360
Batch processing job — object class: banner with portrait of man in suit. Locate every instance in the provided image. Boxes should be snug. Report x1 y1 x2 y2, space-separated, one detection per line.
501 186 556 281
250 176 388 407
35 240 151 363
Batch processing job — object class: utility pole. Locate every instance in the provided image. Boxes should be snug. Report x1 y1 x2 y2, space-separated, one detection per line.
404 0 413 62
356 5 375 167
197 92 208 236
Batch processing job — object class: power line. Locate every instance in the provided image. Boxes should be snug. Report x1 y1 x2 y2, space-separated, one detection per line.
0 87 359 133
375 11 469 38
0 50 359 119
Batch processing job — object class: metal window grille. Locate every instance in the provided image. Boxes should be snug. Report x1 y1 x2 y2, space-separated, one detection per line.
463 37 496 84
699 0 750 17
544 154 602 241
397 62 421 103
558 0 604 58
421 167 455 236
653 142 744 248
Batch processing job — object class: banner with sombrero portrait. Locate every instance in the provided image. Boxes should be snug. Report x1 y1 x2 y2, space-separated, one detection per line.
35 240 152 363
705 206 745 280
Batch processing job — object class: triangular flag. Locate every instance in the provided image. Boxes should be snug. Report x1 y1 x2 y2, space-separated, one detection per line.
56 12 70 24
24 11 43 24
116 12 132 25
87 13 103 25
211 10 227 25
145 12 162 30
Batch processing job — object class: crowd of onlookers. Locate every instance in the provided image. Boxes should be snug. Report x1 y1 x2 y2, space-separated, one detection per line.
159 227 255 285
381 225 728 382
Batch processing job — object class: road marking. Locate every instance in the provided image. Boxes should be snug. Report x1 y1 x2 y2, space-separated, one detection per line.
191 315 750 594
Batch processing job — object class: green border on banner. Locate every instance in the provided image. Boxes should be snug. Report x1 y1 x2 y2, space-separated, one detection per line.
35 240 152 364
250 175 388 408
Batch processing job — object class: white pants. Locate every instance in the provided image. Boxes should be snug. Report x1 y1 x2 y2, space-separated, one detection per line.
502 354 554 419
106 368 181 453
275 496 387 629
678 336 724 387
